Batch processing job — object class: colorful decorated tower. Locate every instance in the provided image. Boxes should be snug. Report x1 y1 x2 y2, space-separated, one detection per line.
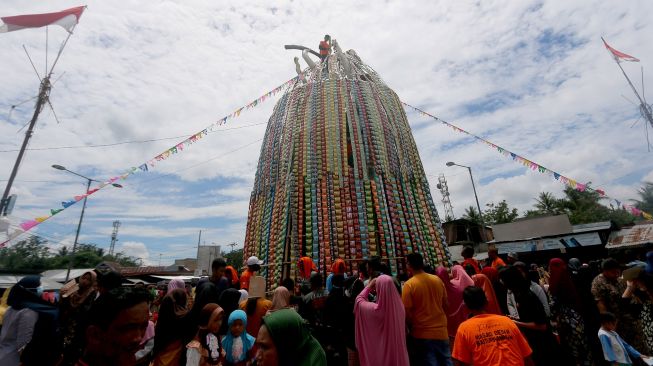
244 43 451 286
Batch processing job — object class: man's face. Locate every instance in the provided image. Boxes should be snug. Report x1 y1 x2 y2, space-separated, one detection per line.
212 266 226 280
92 302 149 365
255 324 278 366
604 268 621 280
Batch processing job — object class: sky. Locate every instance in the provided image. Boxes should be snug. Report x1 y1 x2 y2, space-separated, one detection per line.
1 1 652 265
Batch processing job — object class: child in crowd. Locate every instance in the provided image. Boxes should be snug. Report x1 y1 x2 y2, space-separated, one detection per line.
598 312 650 366
222 309 255 366
186 303 225 366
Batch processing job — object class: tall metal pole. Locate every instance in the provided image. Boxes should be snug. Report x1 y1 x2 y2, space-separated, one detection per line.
466 166 486 241
65 178 91 282
0 78 51 215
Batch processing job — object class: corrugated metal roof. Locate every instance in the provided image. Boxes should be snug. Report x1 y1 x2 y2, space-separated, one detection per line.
606 222 653 249
573 221 612 233
41 268 95 283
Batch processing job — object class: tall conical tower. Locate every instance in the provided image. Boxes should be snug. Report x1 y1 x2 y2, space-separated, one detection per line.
245 42 451 286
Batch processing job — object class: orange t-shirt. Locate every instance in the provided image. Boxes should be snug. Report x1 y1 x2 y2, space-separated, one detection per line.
401 272 448 340
491 257 506 269
240 269 255 290
452 314 532 366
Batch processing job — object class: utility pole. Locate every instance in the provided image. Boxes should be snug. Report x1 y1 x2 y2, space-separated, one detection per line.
158 253 162 266
228 241 236 253
109 220 121 256
0 77 50 215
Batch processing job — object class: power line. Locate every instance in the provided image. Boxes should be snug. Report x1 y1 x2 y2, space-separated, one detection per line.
0 121 268 153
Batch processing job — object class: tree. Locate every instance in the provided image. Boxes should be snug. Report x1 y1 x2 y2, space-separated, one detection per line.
223 248 244 268
462 206 482 225
534 192 565 215
0 236 51 272
634 182 653 214
559 185 635 226
483 200 519 225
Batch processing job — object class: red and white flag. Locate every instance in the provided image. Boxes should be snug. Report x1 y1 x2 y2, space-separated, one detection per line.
602 38 640 62
0 6 86 34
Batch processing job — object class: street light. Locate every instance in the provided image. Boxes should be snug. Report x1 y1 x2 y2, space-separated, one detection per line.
446 161 486 241
52 165 122 282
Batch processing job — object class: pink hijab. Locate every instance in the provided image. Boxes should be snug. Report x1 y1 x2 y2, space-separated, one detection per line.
436 265 474 338
270 286 291 312
354 275 409 366
167 278 185 292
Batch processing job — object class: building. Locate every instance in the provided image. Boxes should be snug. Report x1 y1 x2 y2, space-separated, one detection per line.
606 221 653 250
174 258 198 271
483 215 613 264
442 219 493 262
195 245 222 276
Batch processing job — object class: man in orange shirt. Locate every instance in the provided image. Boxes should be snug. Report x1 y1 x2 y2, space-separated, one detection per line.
402 252 451 366
452 286 534 366
240 256 263 291
319 34 331 60
487 247 506 269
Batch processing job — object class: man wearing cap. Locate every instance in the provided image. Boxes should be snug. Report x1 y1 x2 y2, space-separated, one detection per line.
506 252 519 265
240 256 263 291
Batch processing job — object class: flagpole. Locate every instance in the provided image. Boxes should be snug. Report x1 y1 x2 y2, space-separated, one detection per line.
0 25 77 216
602 37 653 130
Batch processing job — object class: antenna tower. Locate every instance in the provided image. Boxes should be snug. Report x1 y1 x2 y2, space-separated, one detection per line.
436 174 455 220
109 220 121 256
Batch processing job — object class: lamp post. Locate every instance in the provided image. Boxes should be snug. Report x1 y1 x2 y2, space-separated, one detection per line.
446 161 486 241
52 165 122 282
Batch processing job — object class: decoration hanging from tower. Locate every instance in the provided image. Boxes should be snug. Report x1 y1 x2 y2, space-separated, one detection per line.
244 39 452 287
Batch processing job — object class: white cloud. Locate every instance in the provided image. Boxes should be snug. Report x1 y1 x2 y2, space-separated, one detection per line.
1 0 653 261
116 241 151 265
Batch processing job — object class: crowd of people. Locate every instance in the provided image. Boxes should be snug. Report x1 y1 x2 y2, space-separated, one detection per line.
2 249 653 366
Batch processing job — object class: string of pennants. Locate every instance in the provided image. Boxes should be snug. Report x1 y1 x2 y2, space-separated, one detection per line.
400 102 653 221
0 75 300 247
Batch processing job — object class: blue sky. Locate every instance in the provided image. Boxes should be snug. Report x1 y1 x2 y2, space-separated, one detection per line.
1 0 652 265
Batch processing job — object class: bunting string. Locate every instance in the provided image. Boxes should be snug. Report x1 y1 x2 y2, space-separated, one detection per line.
1 75 300 247
400 102 653 220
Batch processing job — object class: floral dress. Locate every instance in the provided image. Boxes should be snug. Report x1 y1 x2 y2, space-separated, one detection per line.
550 296 592 366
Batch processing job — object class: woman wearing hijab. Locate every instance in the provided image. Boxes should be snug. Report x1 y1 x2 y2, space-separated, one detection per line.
218 288 242 336
239 277 271 339
238 290 248 304
482 266 508 314
326 259 347 292
436 265 474 340
225 266 240 289
256 308 327 366
0 276 60 366
184 282 221 345
186 303 225 366
267 286 292 315
222 310 256 366
152 288 189 365
60 270 97 365
500 266 558 366
471 273 501 315
167 278 186 293
354 275 409 366
549 258 593 365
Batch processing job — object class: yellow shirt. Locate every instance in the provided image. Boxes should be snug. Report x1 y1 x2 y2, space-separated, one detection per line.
402 272 448 340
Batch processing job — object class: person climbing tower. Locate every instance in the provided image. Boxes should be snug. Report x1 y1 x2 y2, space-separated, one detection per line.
319 35 331 60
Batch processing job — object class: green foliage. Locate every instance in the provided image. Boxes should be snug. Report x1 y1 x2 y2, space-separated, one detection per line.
0 236 51 272
483 200 519 225
0 239 139 272
634 182 653 214
462 206 482 225
223 248 244 268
